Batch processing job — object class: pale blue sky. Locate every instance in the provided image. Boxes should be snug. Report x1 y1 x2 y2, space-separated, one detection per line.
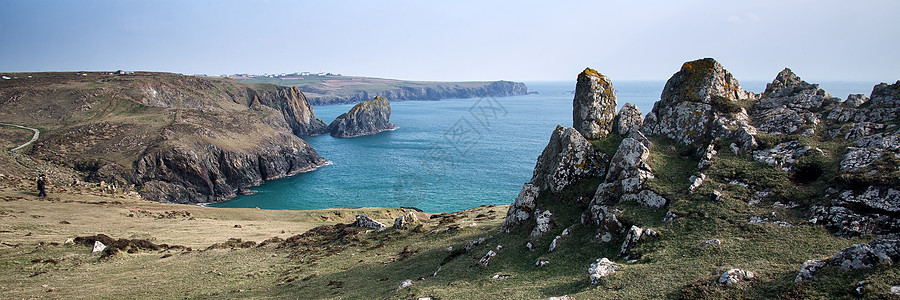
1 0 898 82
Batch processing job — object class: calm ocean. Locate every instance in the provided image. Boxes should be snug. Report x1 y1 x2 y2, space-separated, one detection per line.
209 80 880 213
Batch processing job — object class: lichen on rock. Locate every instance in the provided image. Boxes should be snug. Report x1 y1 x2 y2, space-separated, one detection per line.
573 68 617 139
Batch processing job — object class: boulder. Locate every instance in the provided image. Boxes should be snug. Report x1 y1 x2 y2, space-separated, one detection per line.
718 269 754 286
590 135 667 212
753 68 833 136
393 212 420 229
92 241 107 253
615 103 643 135
328 96 398 138
588 258 621 284
501 126 608 233
351 214 386 229
845 94 869 108
869 81 900 107
573 68 617 139
619 225 658 257
398 279 413 290
530 210 553 237
794 259 826 283
831 239 900 269
642 58 756 148
475 250 497 266
531 126 609 194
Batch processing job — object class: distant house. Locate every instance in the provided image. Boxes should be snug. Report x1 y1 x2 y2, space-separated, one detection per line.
300 72 311 76
116 70 126 75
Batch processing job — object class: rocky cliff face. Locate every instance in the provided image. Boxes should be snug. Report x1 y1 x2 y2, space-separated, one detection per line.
8 72 329 204
132 136 325 203
573 68 617 139
327 96 398 138
250 86 328 136
303 80 528 105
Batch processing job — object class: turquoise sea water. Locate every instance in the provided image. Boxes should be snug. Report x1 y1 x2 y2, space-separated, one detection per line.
209 80 880 213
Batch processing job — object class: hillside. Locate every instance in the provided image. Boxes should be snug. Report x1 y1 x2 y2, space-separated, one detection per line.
235 74 528 105
1 59 899 299
0 72 329 203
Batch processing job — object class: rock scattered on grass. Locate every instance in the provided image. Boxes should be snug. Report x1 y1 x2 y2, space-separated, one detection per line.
588 258 621 285
717 269 754 286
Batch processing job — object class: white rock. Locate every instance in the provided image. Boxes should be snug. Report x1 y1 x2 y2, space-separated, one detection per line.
794 259 826 283
588 258 622 285
718 269 754 286
548 236 561 253
398 279 413 289
92 241 107 253
530 210 553 237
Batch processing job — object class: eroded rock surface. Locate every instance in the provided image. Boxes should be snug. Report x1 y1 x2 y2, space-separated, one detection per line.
327 96 398 138
573 68 617 139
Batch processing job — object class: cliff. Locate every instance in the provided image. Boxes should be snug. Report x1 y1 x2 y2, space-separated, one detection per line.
0 72 328 203
500 58 900 297
236 75 528 105
327 96 398 138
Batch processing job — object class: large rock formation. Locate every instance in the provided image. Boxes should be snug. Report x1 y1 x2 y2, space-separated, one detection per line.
642 58 757 149
752 68 836 136
249 86 328 136
327 96 398 138
500 126 609 233
573 68 617 139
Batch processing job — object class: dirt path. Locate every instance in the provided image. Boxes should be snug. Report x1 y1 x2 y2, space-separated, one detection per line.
0 123 40 151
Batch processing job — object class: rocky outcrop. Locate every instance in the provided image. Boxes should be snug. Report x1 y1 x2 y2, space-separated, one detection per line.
573 68 617 139
614 103 642 135
500 126 608 233
133 135 326 203
752 68 836 136
589 133 667 219
327 96 398 138
303 80 528 105
249 86 328 136
351 214 387 229
642 58 757 149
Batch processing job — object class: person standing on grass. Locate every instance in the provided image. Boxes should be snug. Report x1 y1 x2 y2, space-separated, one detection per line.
36 174 47 197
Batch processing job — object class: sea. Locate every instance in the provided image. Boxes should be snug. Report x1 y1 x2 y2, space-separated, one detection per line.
209 80 881 213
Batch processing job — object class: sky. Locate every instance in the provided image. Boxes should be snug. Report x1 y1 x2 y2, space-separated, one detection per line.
1 0 898 82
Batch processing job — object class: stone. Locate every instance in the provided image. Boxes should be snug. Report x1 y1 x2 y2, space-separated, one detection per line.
536 260 550 267
464 237 486 251
700 239 721 248
398 279 413 290
642 58 755 147
752 141 810 171
548 235 562 253
588 258 621 285
573 68 617 139
92 241 107 253
351 214 386 229
591 137 655 209
525 242 533 251
663 211 678 223
753 68 834 135
328 96 398 138
845 94 869 108
547 296 571 300
531 210 553 237
620 225 648 257
393 212 420 230
500 183 539 233
794 259 826 283
615 103 642 135
689 173 706 194
619 190 667 208
718 269 754 286
891 285 900 295
502 126 608 233
532 126 609 194
870 81 900 107
835 186 900 212
831 239 900 269
475 250 497 266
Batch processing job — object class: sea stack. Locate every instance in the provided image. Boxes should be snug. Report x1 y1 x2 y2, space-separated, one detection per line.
328 96 398 138
573 68 617 140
